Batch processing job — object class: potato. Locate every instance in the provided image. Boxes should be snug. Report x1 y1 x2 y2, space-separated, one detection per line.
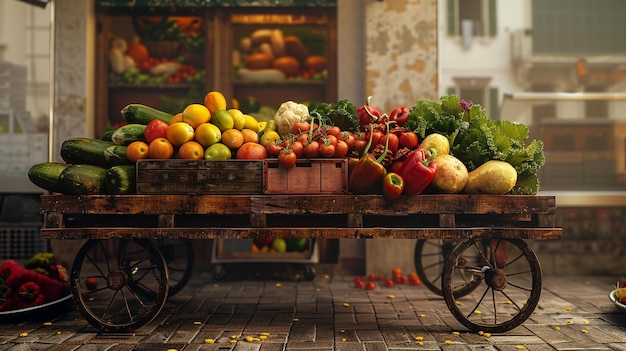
419 133 450 156
464 160 517 194
431 154 468 193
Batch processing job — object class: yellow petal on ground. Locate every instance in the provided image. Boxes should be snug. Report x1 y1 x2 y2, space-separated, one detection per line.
205 338 215 344
415 336 424 341
343 303 350 307
583 319 590 324
582 329 589 333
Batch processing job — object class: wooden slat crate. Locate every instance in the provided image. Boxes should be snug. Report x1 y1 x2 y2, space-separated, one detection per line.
263 158 348 194
39 194 561 241
136 159 264 194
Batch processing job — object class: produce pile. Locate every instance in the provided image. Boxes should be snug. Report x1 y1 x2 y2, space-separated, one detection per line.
0 253 70 312
28 92 544 198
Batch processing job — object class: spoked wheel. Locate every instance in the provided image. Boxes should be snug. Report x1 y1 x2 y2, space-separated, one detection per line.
414 239 485 298
70 239 169 332
152 238 194 297
441 238 542 333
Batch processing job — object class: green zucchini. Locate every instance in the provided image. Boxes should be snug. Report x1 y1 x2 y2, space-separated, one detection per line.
105 165 136 194
121 103 173 125
60 137 115 167
100 129 115 141
59 164 108 195
111 124 147 146
27 162 71 193
104 145 132 166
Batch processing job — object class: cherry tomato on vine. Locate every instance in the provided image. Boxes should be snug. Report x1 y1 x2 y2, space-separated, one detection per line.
291 121 311 135
304 140 320 158
326 126 341 137
339 131 356 150
266 140 283 157
290 141 304 158
279 148 297 168
334 140 349 158
318 141 336 157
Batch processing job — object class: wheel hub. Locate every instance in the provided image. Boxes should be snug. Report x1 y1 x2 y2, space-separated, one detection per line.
106 270 128 290
484 268 507 291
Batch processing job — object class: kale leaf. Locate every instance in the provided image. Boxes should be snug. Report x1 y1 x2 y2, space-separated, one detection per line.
311 99 360 132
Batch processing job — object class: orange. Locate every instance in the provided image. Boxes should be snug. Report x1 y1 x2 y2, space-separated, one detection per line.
204 91 227 113
194 122 221 147
221 129 244 149
241 128 259 144
126 141 149 162
148 138 174 159
182 103 211 129
178 140 205 160
169 112 184 125
166 122 195 146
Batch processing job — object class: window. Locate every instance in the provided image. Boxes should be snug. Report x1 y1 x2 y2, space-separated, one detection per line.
447 0 497 37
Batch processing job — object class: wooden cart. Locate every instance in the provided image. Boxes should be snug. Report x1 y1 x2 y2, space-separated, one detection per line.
40 194 561 333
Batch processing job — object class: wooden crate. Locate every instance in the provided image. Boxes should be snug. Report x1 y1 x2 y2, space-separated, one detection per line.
263 158 348 194
136 159 264 194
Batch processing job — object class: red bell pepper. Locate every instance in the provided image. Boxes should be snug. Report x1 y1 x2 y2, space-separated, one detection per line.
382 172 404 201
348 123 391 194
357 96 382 126
388 106 410 127
396 148 437 195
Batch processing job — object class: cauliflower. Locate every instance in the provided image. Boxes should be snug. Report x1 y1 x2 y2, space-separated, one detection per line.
274 101 310 136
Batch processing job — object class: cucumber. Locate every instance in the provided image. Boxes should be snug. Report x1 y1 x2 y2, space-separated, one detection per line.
27 162 71 193
60 137 115 167
104 145 132 166
121 103 173 125
111 124 147 146
100 129 115 141
59 164 108 195
105 165 136 195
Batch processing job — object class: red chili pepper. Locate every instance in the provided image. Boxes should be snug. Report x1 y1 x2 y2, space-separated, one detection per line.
388 106 410 127
396 148 438 195
357 96 382 126
382 172 404 201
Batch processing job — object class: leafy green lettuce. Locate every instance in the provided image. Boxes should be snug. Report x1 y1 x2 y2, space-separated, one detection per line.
404 95 545 195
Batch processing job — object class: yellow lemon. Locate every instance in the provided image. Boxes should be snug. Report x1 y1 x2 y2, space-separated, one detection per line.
182 103 211 129
166 122 195 147
211 109 235 132
242 114 260 132
228 109 246 131
194 122 222 147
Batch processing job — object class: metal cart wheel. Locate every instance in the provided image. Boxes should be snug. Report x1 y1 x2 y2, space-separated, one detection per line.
441 238 542 333
152 238 194 296
414 239 486 298
70 239 169 332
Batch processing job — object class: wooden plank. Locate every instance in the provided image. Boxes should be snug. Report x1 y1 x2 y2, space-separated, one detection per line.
39 227 562 240
263 159 348 194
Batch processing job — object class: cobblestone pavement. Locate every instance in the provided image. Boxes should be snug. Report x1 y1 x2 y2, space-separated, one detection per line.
1 270 626 351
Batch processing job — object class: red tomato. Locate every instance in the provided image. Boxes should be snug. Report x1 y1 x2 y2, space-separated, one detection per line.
266 140 283 157
236 142 268 160
279 148 297 168
318 141 335 157
384 133 399 152
354 139 368 155
326 134 338 147
399 131 419 149
334 140 349 158
339 131 356 150
291 121 311 135
297 133 310 144
354 277 364 288
144 119 170 144
364 282 376 290
85 277 98 290
304 140 320 158
326 126 341 137
384 279 395 287
290 141 304 158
